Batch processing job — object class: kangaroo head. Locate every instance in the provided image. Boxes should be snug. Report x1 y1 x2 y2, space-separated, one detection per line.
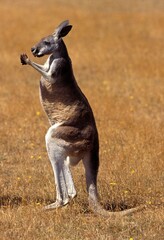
31 20 72 57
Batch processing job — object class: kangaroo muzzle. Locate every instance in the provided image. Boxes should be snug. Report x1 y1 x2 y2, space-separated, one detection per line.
31 47 42 57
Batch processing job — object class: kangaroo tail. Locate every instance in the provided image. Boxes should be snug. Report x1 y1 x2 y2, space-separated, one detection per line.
89 199 145 218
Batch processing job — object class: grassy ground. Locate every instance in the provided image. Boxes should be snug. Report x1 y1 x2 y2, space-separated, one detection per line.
0 0 164 239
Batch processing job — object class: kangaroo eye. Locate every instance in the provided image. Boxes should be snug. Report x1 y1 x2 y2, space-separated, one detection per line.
44 41 50 45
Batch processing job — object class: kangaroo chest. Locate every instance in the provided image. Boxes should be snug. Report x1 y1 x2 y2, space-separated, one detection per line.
39 78 69 124
39 77 92 127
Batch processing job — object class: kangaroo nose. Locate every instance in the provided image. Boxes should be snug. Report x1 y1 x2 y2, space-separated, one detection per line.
31 47 36 53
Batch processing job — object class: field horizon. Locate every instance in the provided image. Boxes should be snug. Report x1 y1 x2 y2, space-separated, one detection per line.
0 1 164 239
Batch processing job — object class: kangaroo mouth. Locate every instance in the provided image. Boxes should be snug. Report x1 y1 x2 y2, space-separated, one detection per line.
36 53 44 58
33 52 44 58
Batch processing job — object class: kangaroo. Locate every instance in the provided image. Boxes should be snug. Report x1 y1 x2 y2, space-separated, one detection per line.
20 20 144 217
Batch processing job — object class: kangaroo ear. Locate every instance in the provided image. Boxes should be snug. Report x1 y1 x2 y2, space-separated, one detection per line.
53 20 72 39
58 25 72 38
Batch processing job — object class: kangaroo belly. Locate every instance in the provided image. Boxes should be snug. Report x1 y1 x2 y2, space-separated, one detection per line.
49 124 95 154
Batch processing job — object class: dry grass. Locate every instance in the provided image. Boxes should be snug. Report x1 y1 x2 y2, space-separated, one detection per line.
0 0 164 239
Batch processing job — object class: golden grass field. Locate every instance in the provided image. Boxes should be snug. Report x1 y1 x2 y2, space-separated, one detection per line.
0 0 164 239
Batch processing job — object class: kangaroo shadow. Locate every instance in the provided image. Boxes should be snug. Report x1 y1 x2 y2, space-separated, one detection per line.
1 195 140 213
104 201 133 211
0 195 52 208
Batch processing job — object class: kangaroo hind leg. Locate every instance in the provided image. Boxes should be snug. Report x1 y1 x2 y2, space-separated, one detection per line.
82 149 99 210
63 156 77 199
45 151 70 209
45 127 70 210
